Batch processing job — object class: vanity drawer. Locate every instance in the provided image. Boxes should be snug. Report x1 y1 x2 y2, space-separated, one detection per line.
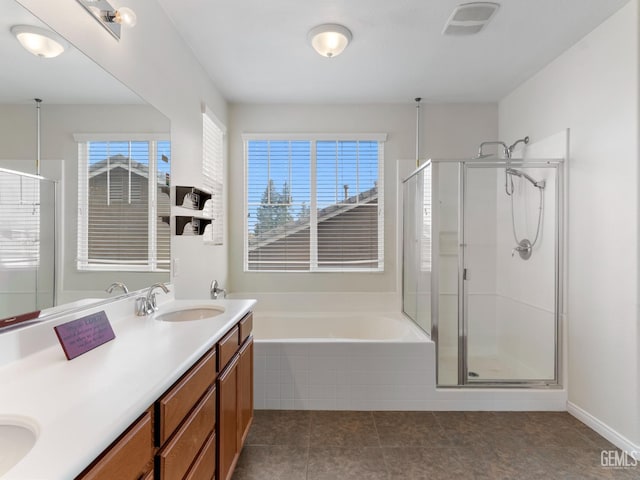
238 313 253 345
157 348 217 445
184 432 216 480
157 386 216 480
79 411 153 480
218 326 239 371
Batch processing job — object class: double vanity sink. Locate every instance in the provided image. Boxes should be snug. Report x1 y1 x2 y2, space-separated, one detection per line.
155 305 225 323
0 421 37 476
0 293 255 479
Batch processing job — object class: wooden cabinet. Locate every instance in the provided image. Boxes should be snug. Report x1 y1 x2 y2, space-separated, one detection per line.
156 347 217 480
217 312 254 480
237 337 254 447
78 410 153 480
78 311 253 480
157 348 217 445
217 355 239 480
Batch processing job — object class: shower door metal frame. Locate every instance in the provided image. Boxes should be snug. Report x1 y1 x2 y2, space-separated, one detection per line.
459 159 564 387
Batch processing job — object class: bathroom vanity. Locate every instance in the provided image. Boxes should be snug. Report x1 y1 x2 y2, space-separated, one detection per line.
0 295 255 480
78 312 253 480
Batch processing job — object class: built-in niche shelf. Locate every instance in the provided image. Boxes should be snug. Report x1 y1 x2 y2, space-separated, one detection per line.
175 216 212 236
175 186 212 211
173 186 215 236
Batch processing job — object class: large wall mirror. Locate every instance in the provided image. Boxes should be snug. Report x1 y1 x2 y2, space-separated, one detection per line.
0 0 171 322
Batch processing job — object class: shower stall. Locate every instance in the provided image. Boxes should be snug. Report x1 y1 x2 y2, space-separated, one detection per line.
402 155 564 387
0 168 57 320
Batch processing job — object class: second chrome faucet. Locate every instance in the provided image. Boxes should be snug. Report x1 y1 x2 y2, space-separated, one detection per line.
136 283 170 316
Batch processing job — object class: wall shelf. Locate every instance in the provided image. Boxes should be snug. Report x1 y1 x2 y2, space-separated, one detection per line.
175 216 212 236
175 186 212 211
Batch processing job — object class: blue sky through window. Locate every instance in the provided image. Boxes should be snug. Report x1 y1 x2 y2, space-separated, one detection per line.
247 139 378 235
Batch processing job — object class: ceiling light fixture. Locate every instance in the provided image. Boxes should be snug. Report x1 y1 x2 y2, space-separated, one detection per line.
11 25 68 58
76 0 137 40
308 24 352 58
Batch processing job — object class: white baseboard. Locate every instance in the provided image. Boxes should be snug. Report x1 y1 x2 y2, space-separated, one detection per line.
568 401 640 459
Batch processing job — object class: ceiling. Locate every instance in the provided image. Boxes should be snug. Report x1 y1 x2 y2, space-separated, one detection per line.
157 0 631 104
1 0 142 104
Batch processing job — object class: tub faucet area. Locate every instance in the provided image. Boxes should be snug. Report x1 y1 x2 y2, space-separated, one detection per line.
210 280 227 300
136 283 170 316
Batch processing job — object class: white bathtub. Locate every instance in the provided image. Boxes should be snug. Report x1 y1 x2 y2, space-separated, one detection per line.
252 311 435 410
253 311 426 342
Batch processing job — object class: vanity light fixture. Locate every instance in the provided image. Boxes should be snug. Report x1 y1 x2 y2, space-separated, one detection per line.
11 25 68 58
308 24 352 58
76 0 137 40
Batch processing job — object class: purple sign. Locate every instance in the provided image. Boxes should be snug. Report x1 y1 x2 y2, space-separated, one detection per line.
54 311 115 360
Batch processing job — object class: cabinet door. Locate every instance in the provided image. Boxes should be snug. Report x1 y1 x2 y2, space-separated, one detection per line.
79 411 153 480
218 355 239 480
237 336 254 448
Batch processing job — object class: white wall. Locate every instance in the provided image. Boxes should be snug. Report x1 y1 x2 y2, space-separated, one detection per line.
0 104 170 301
499 0 639 448
17 0 230 299
229 103 497 310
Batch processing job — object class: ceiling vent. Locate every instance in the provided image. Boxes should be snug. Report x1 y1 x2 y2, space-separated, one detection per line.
443 2 500 36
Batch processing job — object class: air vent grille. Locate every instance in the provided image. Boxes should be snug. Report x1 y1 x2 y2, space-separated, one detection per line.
443 2 500 36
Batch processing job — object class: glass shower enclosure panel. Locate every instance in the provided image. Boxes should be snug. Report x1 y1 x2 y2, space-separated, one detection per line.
0 169 56 319
433 162 461 386
402 163 432 335
463 162 560 383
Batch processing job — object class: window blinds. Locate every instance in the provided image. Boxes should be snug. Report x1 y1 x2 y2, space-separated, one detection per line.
202 107 225 245
245 138 384 272
77 139 170 271
0 171 40 268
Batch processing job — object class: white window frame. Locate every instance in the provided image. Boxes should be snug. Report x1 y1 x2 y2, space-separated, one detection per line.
75 133 170 272
243 133 386 273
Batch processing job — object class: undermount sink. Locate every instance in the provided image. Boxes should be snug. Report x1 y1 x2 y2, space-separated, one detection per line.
0 421 37 476
155 306 225 322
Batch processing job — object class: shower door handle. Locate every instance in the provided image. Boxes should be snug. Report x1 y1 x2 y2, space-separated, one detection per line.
463 268 469 280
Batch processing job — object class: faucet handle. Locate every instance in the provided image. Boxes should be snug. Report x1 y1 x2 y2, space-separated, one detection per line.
210 280 226 299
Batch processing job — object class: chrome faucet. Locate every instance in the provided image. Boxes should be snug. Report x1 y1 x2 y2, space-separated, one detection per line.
105 282 129 295
210 280 227 300
136 283 170 316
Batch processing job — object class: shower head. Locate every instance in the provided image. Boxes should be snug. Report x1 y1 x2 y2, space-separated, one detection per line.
506 168 545 189
508 136 530 155
475 153 495 159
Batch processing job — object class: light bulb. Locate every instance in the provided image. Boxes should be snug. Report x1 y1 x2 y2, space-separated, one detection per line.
114 7 137 28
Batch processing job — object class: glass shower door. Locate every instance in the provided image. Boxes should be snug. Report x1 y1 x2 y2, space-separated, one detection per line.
462 162 559 384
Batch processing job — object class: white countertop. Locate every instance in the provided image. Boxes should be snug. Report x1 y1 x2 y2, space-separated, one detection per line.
0 296 256 480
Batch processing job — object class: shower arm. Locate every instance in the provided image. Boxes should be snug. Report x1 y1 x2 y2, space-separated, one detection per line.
476 141 510 159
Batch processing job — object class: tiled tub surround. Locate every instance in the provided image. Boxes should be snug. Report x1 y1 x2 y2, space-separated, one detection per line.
0 293 256 479
253 312 434 410
232 410 639 480
252 310 570 412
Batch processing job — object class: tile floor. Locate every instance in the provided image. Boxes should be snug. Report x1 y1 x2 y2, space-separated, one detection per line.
232 410 640 480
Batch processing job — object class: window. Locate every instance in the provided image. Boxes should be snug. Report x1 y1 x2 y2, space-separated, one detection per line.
202 106 225 245
244 134 385 272
76 136 171 271
0 170 40 269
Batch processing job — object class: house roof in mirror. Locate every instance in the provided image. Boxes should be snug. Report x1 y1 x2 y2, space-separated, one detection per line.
1 0 143 104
